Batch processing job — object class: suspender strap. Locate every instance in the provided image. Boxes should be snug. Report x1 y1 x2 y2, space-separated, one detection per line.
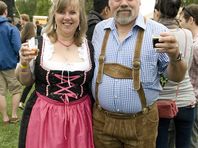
96 29 110 105
133 29 147 109
137 83 147 110
133 29 144 90
96 29 111 84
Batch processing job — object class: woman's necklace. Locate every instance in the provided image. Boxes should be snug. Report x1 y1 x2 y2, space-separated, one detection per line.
57 39 76 63
58 39 74 47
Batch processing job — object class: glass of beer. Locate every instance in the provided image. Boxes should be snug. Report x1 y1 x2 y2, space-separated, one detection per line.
28 37 39 59
152 35 160 50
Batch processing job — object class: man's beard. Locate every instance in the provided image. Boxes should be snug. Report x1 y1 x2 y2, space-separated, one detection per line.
114 9 133 25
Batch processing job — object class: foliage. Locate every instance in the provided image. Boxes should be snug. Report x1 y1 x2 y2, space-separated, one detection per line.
35 0 52 16
15 0 93 21
15 0 37 19
0 123 20 148
0 86 34 148
183 0 198 5
85 0 93 14
0 94 23 148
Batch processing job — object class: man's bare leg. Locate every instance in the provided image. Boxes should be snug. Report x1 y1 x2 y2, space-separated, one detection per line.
0 94 9 122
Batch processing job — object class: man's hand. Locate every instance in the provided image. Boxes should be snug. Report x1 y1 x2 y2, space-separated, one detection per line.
155 32 180 61
155 32 187 82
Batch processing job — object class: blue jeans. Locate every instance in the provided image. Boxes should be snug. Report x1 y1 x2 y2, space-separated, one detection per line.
156 106 195 148
191 104 198 148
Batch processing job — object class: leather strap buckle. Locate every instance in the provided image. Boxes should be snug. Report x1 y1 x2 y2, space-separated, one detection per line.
142 107 149 114
99 55 105 62
133 60 141 70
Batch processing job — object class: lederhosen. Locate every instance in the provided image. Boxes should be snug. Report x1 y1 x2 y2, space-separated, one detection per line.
93 21 158 148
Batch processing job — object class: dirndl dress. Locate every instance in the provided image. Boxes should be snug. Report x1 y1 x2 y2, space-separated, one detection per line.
18 36 95 148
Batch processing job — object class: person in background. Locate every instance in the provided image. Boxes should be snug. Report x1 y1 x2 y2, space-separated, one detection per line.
15 0 95 147
18 22 37 110
179 4 198 148
86 0 112 41
35 20 42 36
156 0 196 148
153 0 160 22
20 13 30 29
16 19 22 31
0 1 22 124
91 0 187 147
7 17 13 24
21 22 36 44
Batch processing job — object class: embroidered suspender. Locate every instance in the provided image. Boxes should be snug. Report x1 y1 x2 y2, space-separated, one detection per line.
95 27 148 113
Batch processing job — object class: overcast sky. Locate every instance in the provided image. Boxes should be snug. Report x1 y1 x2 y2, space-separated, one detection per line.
140 0 156 17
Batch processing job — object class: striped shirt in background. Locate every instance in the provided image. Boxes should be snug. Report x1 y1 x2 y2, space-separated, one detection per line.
189 36 198 99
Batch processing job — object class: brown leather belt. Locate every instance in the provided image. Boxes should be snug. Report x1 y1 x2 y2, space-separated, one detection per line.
96 103 156 119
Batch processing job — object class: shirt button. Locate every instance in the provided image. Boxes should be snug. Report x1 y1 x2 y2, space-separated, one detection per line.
117 109 120 112
114 95 117 98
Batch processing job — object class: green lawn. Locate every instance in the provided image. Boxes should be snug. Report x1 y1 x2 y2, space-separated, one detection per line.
0 94 24 148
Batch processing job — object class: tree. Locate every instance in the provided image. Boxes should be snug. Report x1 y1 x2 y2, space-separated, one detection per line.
15 0 51 20
15 0 37 20
14 0 93 21
85 0 93 14
183 0 198 5
2 0 14 19
35 0 52 16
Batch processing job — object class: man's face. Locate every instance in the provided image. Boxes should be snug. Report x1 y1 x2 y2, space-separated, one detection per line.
109 0 141 25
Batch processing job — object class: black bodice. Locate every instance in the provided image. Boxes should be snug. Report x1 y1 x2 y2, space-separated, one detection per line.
34 37 95 102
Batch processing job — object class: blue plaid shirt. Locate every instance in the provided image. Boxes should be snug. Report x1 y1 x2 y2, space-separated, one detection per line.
92 14 169 113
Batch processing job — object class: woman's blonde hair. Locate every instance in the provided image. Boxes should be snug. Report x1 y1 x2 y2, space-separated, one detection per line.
44 0 87 46
20 14 30 22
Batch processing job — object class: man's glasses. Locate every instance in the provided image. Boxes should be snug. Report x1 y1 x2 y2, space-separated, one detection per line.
182 7 195 18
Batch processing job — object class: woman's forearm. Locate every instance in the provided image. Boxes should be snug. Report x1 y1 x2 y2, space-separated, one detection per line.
15 63 35 86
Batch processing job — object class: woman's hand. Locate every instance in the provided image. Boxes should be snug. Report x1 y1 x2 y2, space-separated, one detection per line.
19 42 38 66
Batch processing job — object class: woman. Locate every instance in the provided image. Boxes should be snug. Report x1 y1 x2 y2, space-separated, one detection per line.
19 22 36 110
179 4 198 148
20 22 36 43
15 0 95 147
156 0 196 148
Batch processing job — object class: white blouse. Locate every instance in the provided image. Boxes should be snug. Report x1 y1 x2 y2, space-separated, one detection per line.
30 33 91 72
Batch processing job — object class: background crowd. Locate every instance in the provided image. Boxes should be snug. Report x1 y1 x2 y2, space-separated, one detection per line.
0 0 198 148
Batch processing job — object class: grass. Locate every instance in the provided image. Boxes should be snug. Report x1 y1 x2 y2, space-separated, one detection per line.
0 94 24 148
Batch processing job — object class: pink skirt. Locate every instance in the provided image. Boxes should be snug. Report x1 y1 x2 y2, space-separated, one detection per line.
26 92 94 148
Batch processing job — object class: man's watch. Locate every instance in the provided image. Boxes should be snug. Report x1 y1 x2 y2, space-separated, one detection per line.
171 52 182 63
175 52 182 61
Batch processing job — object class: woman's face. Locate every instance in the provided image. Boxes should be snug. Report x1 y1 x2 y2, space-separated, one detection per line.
55 5 80 38
179 12 190 30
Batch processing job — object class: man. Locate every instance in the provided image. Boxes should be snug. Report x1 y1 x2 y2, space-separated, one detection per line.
179 4 198 148
35 20 42 36
20 13 30 29
91 0 187 147
87 0 112 41
0 1 22 124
